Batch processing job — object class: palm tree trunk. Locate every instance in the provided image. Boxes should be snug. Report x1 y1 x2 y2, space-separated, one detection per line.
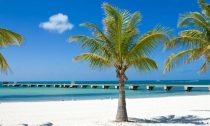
116 73 128 122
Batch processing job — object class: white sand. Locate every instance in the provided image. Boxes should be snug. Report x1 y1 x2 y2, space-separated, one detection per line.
0 95 210 126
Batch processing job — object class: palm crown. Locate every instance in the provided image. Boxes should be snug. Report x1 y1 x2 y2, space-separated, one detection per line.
0 28 23 72
164 0 210 73
70 3 170 79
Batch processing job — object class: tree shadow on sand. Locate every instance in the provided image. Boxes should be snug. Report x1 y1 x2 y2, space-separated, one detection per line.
192 110 210 112
20 122 53 126
40 122 53 126
129 115 210 125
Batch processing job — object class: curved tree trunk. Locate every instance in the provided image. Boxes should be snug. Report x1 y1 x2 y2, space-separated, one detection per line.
116 73 128 121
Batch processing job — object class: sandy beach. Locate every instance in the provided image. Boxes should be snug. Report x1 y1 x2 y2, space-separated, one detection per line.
0 95 209 126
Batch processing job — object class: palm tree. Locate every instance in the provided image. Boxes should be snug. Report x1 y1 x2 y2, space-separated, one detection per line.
0 28 23 72
164 0 210 73
70 3 170 121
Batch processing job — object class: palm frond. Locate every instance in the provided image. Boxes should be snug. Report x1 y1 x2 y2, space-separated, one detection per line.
80 23 110 44
128 26 171 57
128 57 158 72
103 3 122 24
202 44 210 55
178 12 208 31
180 30 207 39
186 48 203 63
0 28 23 47
166 36 207 49
127 12 142 30
74 53 112 68
164 49 197 73
0 53 9 72
118 13 141 58
103 3 124 57
199 60 210 73
69 35 109 55
199 54 210 73
198 0 210 17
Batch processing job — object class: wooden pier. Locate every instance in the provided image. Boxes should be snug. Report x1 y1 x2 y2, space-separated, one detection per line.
2 83 210 91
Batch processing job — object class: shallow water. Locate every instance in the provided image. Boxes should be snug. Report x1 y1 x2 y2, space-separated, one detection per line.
0 80 210 102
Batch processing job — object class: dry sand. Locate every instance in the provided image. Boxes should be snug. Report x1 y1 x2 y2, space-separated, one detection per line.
0 95 210 126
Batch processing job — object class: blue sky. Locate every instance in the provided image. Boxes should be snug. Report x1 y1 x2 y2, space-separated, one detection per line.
0 0 210 81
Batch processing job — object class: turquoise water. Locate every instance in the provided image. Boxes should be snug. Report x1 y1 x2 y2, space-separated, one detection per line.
0 80 210 102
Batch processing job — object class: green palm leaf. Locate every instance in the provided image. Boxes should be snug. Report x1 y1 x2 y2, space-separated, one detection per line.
166 36 207 49
0 28 23 72
0 28 23 47
128 57 158 71
164 49 197 73
74 53 112 68
69 35 109 55
199 60 210 73
180 30 207 39
0 53 9 72
199 0 210 17
80 23 110 44
128 26 171 57
187 48 203 63
178 12 208 31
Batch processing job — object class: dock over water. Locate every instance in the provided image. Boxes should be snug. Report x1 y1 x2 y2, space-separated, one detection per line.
2 82 210 92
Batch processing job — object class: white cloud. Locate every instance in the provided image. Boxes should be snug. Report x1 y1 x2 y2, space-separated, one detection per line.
39 13 73 33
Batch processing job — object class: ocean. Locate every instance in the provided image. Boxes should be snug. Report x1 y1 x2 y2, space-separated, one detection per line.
0 80 210 102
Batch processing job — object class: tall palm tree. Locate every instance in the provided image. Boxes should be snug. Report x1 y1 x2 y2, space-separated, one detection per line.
70 3 170 121
0 28 23 72
164 0 210 73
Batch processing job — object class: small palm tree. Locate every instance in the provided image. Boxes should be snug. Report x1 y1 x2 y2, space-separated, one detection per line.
0 28 23 72
70 3 170 121
164 0 210 73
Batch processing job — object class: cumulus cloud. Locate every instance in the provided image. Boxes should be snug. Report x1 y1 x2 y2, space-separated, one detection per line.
39 13 73 33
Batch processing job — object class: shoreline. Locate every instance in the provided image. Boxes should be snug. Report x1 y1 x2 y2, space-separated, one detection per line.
0 95 210 126
0 93 210 103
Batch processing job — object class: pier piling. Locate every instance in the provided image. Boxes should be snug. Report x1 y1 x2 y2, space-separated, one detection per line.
70 85 78 88
184 86 193 92
91 85 98 88
102 85 110 89
64 85 70 88
128 85 139 90
164 86 173 91
115 85 119 89
81 85 88 88
55 85 60 88
146 85 155 91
